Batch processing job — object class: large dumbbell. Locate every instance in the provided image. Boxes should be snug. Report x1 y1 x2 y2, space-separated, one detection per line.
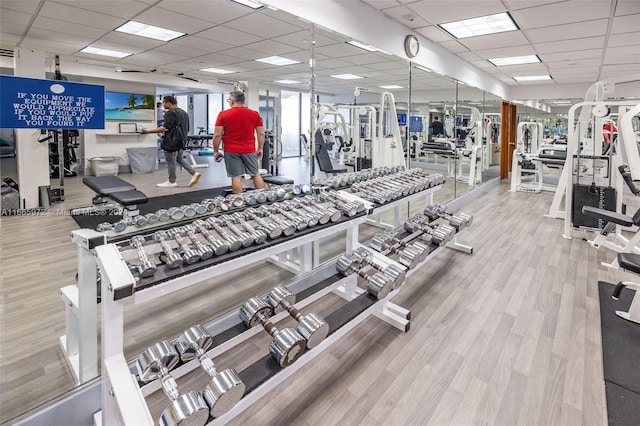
153 230 183 269
209 216 254 248
423 204 473 231
255 206 296 236
136 340 209 426
229 213 267 244
404 217 455 246
128 235 157 278
265 286 329 349
192 220 231 255
289 198 330 225
242 209 283 239
335 253 394 299
239 297 307 367
198 218 242 252
175 325 245 418
370 231 430 268
352 247 406 289
262 204 307 231
181 225 214 261
167 227 201 264
281 200 319 227
300 196 342 222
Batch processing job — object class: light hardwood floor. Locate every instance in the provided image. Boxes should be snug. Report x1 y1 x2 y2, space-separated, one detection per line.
0 155 630 425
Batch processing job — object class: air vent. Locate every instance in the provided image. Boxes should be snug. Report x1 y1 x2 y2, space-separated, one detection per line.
0 49 14 58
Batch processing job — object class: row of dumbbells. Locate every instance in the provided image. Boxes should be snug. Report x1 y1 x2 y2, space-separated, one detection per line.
350 170 445 204
314 165 407 189
136 325 245 425
239 286 329 367
123 199 349 278
336 247 407 300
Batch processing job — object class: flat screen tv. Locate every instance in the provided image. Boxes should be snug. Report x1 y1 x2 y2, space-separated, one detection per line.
105 91 155 121
397 113 407 126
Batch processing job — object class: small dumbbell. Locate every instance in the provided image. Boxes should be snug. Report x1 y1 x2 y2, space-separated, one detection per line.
404 217 455 246
352 247 406 289
181 225 214 261
424 204 473 230
192 220 231 255
175 325 245 418
167 228 201 264
136 340 209 426
128 235 157 278
96 222 113 232
155 209 171 222
153 230 183 269
239 297 307 367
265 286 329 349
335 253 394 300
168 206 186 221
143 212 160 226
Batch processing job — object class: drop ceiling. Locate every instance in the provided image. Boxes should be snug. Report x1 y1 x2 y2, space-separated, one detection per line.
0 0 638 100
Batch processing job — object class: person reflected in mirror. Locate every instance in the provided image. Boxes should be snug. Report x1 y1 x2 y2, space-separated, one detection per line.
430 116 444 138
212 91 265 194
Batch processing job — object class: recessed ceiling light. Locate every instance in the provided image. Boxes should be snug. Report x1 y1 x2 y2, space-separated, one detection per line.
513 75 552 81
379 85 404 89
416 65 432 72
115 21 185 41
552 100 572 104
80 46 131 58
230 0 263 9
200 67 235 74
255 56 301 66
275 79 301 84
347 41 378 52
488 55 540 66
331 74 364 80
439 12 518 39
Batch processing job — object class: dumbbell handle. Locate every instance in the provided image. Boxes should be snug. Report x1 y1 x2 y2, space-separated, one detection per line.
159 366 180 402
275 298 303 322
130 239 152 265
254 310 280 337
194 345 219 379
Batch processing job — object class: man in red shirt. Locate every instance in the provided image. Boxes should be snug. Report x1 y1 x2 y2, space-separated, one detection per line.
213 91 265 194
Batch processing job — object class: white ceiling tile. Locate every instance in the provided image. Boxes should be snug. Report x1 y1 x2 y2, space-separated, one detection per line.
100 32 167 50
316 42 365 58
495 63 549 74
526 19 608 43
317 57 360 69
153 43 209 58
133 7 213 35
171 35 234 52
119 51 190 67
457 51 484 62
615 0 640 16
534 36 605 54
512 1 611 29
0 22 27 36
601 64 640 75
197 25 262 46
50 0 149 20
415 25 453 43
502 0 564 11
604 45 640 63
438 40 469 54
546 58 601 69
381 5 433 27
20 38 86 55
31 16 110 39
156 0 252 24
0 33 22 46
611 14 640 34
552 73 599 83
408 0 506 25
539 48 602 62
457 31 528 51
273 30 333 49
24 28 93 49
472 45 535 59
0 9 33 26
0 0 42 14
39 2 125 30
608 32 640 47
227 13 304 39
552 67 599 76
216 46 271 61
244 40 300 56
363 0 403 10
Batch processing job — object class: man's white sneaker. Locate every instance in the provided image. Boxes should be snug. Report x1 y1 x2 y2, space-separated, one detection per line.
157 181 177 188
188 172 202 187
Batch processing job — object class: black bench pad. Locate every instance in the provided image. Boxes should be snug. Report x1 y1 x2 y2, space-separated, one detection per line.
108 190 147 206
618 252 640 275
262 175 294 185
582 206 634 227
83 176 136 195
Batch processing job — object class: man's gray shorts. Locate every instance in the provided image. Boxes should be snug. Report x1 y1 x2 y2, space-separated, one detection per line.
224 152 260 177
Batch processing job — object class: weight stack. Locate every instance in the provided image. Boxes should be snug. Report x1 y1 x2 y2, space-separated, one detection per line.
572 184 617 229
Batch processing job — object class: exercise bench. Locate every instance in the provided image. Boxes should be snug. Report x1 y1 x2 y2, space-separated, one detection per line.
74 176 148 218
612 252 640 324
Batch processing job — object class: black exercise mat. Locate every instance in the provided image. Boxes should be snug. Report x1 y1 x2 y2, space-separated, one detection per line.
604 381 640 426
597 281 640 425
71 187 226 230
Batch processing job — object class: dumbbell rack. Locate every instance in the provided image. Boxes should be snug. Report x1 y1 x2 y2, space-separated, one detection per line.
94 209 472 425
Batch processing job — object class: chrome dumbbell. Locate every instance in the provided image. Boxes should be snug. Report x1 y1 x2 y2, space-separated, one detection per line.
255 206 296 236
181 225 214 261
300 196 342 222
167 227 201 264
423 204 473 231
370 230 430 267
229 213 267 244
155 209 171 222
404 216 456 246
335 253 394 300
192 220 230 255
242 208 283 239
153 230 183 269
239 297 307 367
352 247 406 289
288 198 330 225
200 218 242 252
209 216 254 248
128 235 157 278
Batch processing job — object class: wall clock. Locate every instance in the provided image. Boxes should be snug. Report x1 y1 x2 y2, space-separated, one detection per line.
404 35 420 58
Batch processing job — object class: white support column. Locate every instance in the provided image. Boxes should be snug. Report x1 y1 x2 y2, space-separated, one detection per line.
14 48 50 209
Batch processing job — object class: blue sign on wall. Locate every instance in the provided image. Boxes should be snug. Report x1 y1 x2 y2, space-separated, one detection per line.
0 75 105 129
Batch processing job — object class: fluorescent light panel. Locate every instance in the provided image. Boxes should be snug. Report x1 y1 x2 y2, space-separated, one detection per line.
200 67 235 74
489 55 540 66
416 65 432 72
255 56 300 66
331 74 364 80
380 85 404 89
439 12 517 39
275 79 301 84
347 41 378 52
552 100 572 104
513 75 552 81
230 0 263 9
81 46 131 58
116 21 184 41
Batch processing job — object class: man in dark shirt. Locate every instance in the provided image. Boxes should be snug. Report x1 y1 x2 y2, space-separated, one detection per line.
430 116 444 137
140 95 201 188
